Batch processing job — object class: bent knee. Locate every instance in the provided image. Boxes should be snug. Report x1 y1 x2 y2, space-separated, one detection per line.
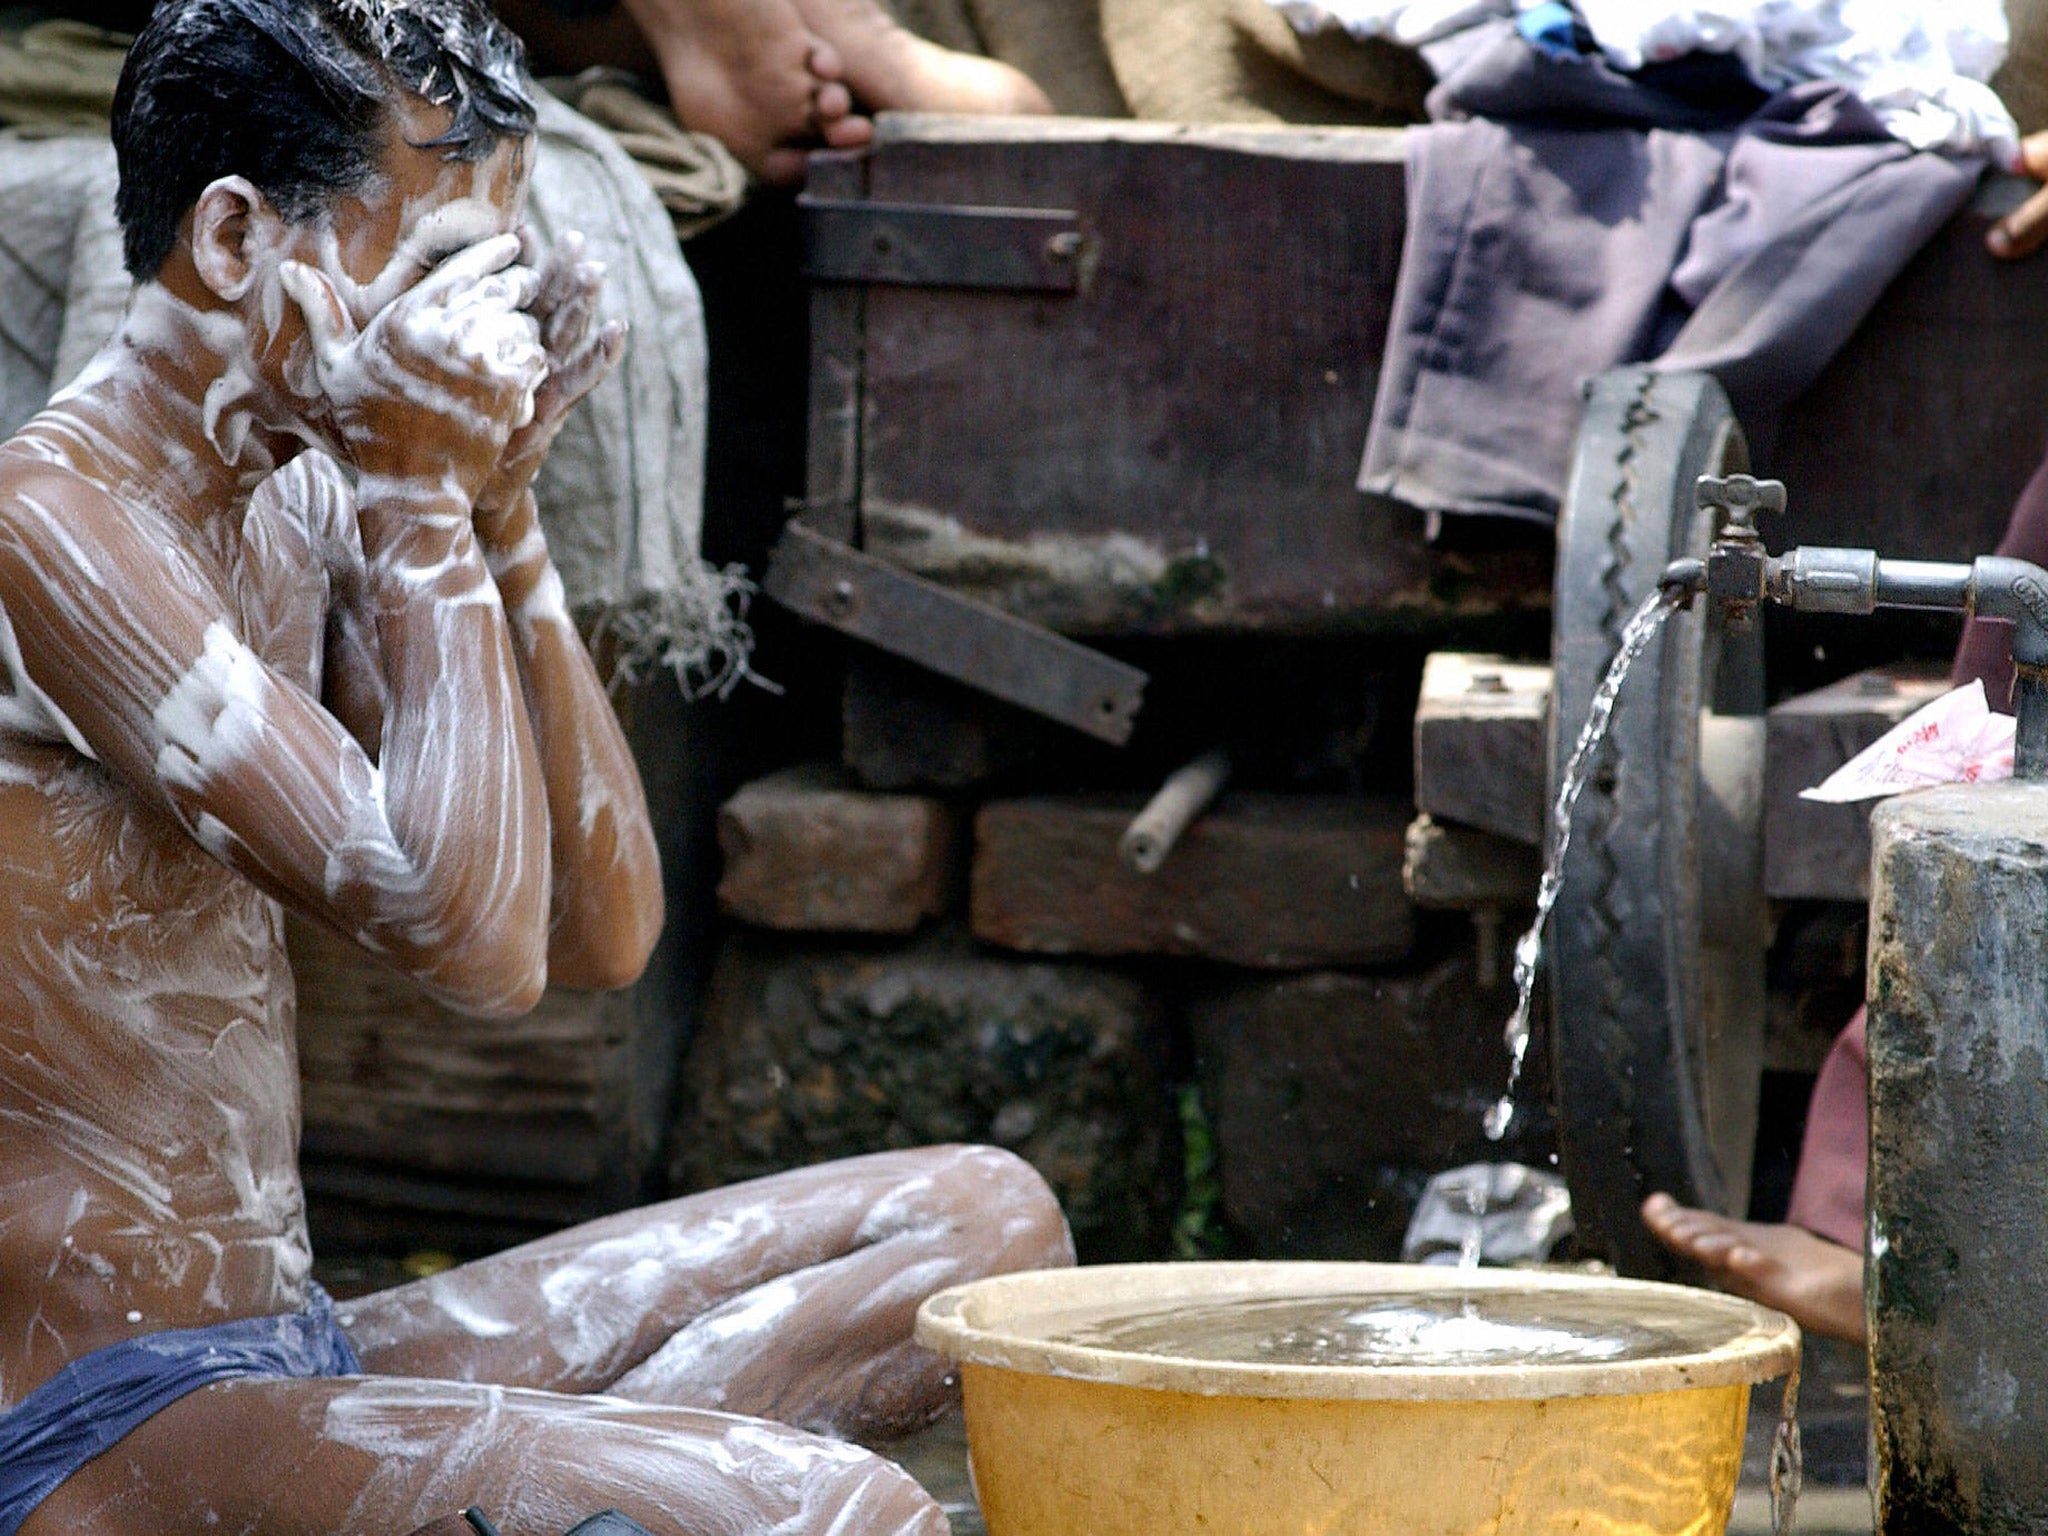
933 1144 1075 1272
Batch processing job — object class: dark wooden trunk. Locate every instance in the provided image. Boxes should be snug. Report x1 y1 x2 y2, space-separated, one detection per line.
813 117 2048 640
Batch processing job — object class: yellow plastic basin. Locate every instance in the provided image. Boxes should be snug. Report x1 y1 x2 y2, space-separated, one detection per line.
914 1261 1799 1536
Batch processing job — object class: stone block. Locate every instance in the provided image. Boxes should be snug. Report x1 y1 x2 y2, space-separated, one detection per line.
1413 652 1550 846
841 653 1041 790
1189 956 1537 1259
1867 783 2048 1533
716 764 957 934
1764 663 1948 901
1402 814 1540 909
971 793 1414 968
1416 656 1959 900
671 928 1178 1260
1763 902 1865 1073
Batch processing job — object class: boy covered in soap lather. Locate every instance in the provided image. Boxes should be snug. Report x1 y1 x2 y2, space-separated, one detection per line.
0 2 1069 1531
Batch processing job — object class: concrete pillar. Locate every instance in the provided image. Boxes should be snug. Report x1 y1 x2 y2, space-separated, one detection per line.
1868 784 2048 1533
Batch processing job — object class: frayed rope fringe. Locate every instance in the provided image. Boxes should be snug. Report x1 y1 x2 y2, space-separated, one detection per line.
585 560 779 701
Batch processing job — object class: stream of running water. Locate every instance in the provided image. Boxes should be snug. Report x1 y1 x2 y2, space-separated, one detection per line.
1450 587 1679 1270
1483 586 1682 1148
1451 582 1801 1534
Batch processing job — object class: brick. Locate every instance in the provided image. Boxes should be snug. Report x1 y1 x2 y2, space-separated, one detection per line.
1188 955 1541 1259
671 928 1178 1261
971 793 1414 968
1764 664 1949 901
717 764 957 934
1402 813 1539 908
1414 652 1551 845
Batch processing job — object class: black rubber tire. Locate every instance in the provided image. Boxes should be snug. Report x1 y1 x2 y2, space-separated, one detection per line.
1548 368 1769 1279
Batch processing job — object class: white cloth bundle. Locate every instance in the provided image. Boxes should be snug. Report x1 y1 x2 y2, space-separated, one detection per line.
1272 0 2018 159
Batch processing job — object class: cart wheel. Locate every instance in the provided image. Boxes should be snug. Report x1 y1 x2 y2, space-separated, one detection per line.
1548 369 1769 1278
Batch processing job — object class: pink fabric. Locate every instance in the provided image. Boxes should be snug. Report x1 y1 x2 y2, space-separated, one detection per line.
1785 1006 1868 1247
1783 442 2048 1249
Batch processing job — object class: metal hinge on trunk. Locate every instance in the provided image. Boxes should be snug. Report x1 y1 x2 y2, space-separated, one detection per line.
798 195 1086 292
763 523 1146 744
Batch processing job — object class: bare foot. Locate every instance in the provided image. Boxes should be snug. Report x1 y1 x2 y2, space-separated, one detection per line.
622 0 875 186
791 0 1054 116
1641 1193 1867 1345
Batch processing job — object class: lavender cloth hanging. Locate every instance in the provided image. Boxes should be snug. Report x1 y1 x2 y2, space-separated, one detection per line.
1359 26 1980 523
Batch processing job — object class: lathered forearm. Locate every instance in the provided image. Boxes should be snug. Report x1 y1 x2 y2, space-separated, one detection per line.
479 489 662 989
352 479 552 1010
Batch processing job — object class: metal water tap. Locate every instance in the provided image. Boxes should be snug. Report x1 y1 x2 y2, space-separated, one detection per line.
1658 474 2048 781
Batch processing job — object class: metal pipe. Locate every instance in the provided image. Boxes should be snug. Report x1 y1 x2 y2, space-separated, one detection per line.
1776 547 1879 613
1684 475 2048 781
2017 668 2048 782
1120 749 1231 874
1877 559 1974 613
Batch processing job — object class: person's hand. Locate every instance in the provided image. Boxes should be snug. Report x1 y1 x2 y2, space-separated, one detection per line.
1988 132 2048 259
281 233 547 502
472 228 625 540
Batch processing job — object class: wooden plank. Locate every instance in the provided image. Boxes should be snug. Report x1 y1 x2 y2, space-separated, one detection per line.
1411 653 1956 900
841 122 2046 635
1764 663 1951 902
1413 652 1551 846
868 114 1425 156
290 914 629 1187
801 151 868 541
295 675 702 1215
845 121 1552 635
1403 813 1540 908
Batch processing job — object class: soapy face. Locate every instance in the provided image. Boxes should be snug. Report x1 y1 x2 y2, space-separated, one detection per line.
257 94 541 476
272 92 533 371
41 91 540 507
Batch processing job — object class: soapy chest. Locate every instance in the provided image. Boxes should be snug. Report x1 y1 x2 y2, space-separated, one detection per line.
0 473 360 1338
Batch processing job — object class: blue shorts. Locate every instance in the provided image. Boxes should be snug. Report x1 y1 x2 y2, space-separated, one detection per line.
0 1283 361 1536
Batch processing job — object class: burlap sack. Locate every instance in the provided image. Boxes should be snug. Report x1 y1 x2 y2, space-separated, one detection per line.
885 0 1132 114
1100 0 1425 122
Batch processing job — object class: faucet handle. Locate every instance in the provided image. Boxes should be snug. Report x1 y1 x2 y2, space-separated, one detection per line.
1695 474 1787 529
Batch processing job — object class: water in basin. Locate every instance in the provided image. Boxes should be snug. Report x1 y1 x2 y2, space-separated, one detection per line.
1024 1287 1761 1370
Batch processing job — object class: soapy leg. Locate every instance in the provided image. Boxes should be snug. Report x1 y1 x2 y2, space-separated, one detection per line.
340 1145 1074 1440
28 1374 948 1535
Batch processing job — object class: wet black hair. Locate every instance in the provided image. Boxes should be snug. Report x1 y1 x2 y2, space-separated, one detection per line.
111 0 536 280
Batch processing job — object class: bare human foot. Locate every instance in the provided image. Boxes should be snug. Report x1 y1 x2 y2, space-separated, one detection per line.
621 0 875 186
791 0 1054 117
1641 1193 1867 1345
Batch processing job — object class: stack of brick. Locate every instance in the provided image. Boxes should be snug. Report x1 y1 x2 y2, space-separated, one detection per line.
673 763 1179 1260
970 790 1523 1257
682 667 1537 1259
